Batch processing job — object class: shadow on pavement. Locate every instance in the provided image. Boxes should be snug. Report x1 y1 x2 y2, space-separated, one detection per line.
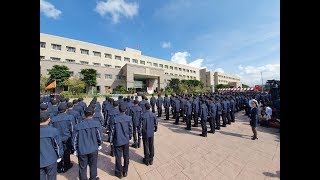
263 171 280 178
217 130 252 139
129 148 144 165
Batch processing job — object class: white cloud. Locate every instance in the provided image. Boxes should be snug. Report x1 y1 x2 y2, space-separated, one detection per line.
238 64 280 86
214 68 224 73
40 0 62 19
95 0 139 24
170 51 204 68
161 41 171 48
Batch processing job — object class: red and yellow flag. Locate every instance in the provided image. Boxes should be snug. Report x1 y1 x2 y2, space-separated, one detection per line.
45 80 56 90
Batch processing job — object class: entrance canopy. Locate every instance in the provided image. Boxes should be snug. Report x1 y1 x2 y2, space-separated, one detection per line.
134 73 160 80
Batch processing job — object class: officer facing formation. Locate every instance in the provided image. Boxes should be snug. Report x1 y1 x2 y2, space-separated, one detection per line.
129 100 143 149
51 103 75 173
109 105 133 179
150 94 156 113
140 103 158 166
40 112 63 180
156 94 163 117
199 99 208 137
73 107 103 180
184 97 192 130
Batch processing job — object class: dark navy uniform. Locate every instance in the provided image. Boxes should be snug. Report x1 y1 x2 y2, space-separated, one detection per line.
192 99 200 127
150 95 156 113
156 96 163 117
93 110 104 126
163 96 170 120
78 98 87 110
199 102 208 137
48 104 59 117
140 108 157 165
226 99 232 124
74 103 85 119
51 110 74 172
173 98 181 124
66 103 82 125
184 100 192 130
126 100 134 116
109 112 133 178
230 98 236 122
215 99 222 130
208 101 216 133
139 99 148 112
73 118 102 180
221 99 228 127
40 124 63 180
129 105 143 148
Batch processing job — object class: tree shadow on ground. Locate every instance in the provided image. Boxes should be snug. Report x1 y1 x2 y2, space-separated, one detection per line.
159 118 204 136
263 171 280 178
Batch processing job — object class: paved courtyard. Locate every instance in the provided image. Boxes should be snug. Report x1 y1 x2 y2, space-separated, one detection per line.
58 101 280 180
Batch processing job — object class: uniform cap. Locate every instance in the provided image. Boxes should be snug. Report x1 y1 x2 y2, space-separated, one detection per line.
40 103 48 110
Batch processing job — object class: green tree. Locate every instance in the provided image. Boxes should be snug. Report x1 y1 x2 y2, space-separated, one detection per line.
48 65 71 87
215 84 229 89
168 78 180 93
80 69 97 94
64 77 86 94
113 84 128 94
242 84 249 88
40 76 49 94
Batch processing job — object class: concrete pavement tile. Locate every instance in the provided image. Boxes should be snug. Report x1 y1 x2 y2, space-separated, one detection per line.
182 158 215 180
145 168 164 180
182 148 203 164
236 167 266 180
157 160 183 179
203 169 230 180
167 172 190 180
216 160 243 179
203 151 228 166
174 155 191 169
226 155 247 169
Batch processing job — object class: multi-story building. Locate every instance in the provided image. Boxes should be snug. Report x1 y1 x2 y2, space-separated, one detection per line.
40 33 240 94
214 72 241 88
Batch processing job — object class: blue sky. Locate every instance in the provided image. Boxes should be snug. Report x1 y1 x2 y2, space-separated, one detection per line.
40 0 280 86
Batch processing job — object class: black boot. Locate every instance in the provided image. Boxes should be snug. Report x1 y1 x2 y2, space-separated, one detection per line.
138 139 141 148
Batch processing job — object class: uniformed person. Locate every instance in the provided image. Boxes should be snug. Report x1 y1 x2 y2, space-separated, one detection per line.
173 96 181 124
66 102 82 125
156 94 163 117
129 100 143 148
106 101 120 157
40 112 63 180
192 96 200 127
73 107 103 180
229 97 236 122
140 104 157 166
73 99 85 119
109 105 133 178
150 94 156 113
92 103 104 126
225 97 232 125
208 97 216 134
78 98 87 110
51 103 75 173
184 97 192 130
221 98 228 127
48 99 59 117
139 95 148 112
126 97 134 115
199 99 208 137
163 94 170 120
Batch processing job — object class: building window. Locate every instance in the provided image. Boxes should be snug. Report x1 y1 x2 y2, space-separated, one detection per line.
165 65 168 69
93 63 101 66
105 53 112 59
187 76 189 78
165 72 168 75
104 64 112 67
140 60 145 65
80 61 89 65
66 46 76 52
80 49 89 55
174 74 178 76
170 66 173 70
194 77 196 79
115 66 121 69
147 62 152 66
183 75 186 77
66 59 75 63
159 64 163 68
105 74 112 79
153 63 158 67
115 55 121 60
40 42 46 48
50 57 61 61
40 56 45 60
51 44 61 50
170 73 173 75
179 74 182 77
132 59 138 64
97 73 101 78
124 57 130 62
96 86 100 93
116 75 122 80
174 67 178 70
93 51 101 57
179 68 182 71
187 69 189 72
